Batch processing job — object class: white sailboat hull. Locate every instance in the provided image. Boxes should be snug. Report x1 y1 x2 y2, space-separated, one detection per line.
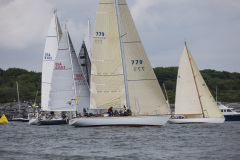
168 118 225 124
69 115 171 127
29 118 38 125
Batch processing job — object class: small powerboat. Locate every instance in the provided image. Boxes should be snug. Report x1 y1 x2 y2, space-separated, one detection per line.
218 102 240 121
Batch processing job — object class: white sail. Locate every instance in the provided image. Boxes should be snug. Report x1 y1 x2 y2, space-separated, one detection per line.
175 43 224 119
41 12 62 111
48 29 90 112
90 0 126 108
68 33 90 113
190 50 223 118
118 0 169 115
90 0 169 115
175 46 202 116
69 0 171 127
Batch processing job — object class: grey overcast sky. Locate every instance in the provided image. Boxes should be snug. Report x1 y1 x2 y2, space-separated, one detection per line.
0 0 239 73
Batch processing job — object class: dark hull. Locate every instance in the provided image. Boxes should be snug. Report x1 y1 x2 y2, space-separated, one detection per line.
37 119 67 125
21 119 29 122
224 115 240 121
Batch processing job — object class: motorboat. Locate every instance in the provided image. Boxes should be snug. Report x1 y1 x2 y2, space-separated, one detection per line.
218 102 240 121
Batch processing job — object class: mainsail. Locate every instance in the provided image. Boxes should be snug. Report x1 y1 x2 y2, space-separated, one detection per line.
90 0 169 115
41 11 62 111
48 29 90 112
78 41 91 86
175 43 223 118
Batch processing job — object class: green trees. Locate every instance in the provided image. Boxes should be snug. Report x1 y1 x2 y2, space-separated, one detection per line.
0 68 41 103
0 67 239 104
154 67 240 104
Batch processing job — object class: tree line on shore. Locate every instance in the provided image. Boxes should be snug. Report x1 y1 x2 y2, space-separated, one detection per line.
0 67 239 104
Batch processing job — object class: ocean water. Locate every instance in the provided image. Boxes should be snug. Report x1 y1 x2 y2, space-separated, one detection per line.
0 121 240 160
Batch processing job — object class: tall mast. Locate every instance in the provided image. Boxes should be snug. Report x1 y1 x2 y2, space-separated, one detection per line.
16 81 20 117
163 83 170 111
216 86 217 103
87 19 92 60
115 0 130 108
185 42 205 117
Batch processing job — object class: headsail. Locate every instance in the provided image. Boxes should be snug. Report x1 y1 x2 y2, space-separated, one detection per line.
118 0 169 115
175 45 203 116
175 43 223 118
90 0 169 115
189 46 223 118
48 29 90 112
41 11 62 111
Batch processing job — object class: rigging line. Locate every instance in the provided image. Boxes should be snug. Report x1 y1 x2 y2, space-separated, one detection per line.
121 33 127 37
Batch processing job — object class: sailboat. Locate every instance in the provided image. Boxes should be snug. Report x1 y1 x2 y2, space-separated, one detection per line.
29 11 62 125
41 11 62 112
69 0 170 127
168 42 225 124
36 27 91 125
11 81 24 121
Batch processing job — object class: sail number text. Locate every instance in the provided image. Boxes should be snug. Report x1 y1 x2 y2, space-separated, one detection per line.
74 74 87 86
131 60 145 71
131 60 143 65
54 63 66 70
96 32 104 36
44 53 52 60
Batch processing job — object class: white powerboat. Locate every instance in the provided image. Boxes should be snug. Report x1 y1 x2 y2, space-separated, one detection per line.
218 102 240 121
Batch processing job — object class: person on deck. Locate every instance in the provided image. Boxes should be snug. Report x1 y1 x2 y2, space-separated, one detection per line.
123 105 127 116
108 107 113 117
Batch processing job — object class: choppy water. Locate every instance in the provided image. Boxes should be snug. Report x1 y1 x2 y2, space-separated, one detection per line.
1 121 240 160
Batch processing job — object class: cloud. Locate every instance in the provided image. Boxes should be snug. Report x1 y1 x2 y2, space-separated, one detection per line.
128 0 240 72
0 0 54 50
0 0 239 72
